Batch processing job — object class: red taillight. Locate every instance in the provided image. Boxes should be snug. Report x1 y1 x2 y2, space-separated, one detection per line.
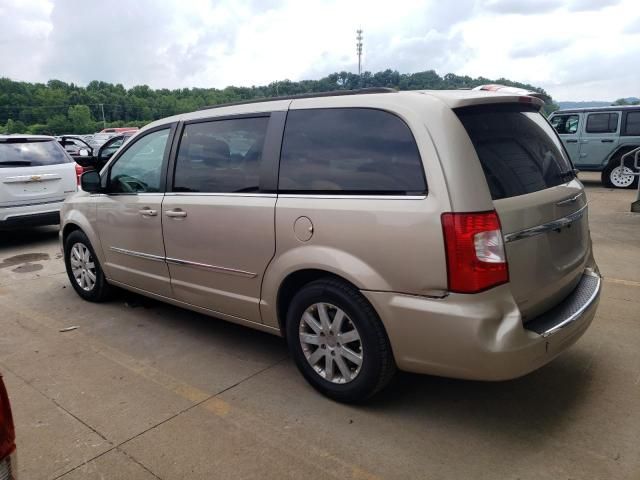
75 163 84 185
441 211 509 293
0 376 16 461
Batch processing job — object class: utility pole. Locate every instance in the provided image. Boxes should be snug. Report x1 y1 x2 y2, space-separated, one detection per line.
356 29 363 76
99 103 106 129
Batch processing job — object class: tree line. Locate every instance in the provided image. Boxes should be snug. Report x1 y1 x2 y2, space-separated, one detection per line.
0 69 559 135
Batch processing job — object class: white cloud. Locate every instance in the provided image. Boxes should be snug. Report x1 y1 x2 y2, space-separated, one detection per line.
0 0 637 101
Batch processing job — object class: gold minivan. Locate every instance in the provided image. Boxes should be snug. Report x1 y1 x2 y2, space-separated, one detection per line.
61 88 601 402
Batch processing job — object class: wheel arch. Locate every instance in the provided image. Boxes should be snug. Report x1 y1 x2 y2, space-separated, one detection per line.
260 246 392 335
275 269 364 338
605 144 640 166
60 210 106 266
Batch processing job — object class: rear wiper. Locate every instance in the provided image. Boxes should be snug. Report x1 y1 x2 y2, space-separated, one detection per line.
0 161 32 166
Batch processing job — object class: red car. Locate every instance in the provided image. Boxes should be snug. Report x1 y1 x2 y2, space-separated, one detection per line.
0 374 16 479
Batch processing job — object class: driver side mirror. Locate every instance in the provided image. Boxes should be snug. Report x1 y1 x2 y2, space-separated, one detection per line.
79 149 90 157
80 170 102 193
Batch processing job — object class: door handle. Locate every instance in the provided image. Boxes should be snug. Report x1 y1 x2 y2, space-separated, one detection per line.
601 139 614 143
165 209 187 218
139 208 157 216
566 139 578 143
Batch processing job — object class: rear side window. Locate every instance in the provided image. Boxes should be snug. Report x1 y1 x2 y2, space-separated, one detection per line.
173 117 268 193
623 111 640 136
586 113 618 133
0 139 72 167
456 105 574 200
279 108 426 195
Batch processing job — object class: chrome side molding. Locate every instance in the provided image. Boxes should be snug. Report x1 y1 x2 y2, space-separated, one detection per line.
109 247 165 262
504 204 588 244
109 247 256 278
165 257 256 278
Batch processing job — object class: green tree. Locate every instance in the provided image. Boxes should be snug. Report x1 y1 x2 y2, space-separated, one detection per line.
0 70 566 132
46 114 70 134
5 119 27 133
68 104 94 133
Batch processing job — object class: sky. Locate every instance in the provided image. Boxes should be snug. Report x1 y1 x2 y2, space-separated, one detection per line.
0 0 638 101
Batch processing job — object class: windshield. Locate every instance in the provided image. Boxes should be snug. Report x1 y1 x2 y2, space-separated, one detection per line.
0 139 72 167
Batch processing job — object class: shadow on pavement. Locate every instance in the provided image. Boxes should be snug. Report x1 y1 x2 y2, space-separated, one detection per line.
364 351 590 439
111 286 589 439
0 226 60 250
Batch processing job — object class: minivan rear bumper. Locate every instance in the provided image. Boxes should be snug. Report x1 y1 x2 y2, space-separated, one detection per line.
362 269 601 381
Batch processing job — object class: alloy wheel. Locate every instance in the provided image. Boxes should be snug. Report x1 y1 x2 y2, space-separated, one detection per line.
298 302 363 384
70 242 97 291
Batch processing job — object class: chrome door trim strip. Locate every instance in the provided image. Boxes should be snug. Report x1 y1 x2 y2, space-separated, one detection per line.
165 257 257 278
109 247 256 277
109 247 165 262
503 204 588 244
277 194 427 200
540 270 601 338
164 192 277 198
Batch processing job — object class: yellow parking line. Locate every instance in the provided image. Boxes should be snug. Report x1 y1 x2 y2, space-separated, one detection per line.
604 277 640 288
1 299 382 479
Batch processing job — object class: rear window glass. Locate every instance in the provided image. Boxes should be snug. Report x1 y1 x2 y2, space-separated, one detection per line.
456 105 574 200
0 139 72 167
623 111 640 136
279 108 426 195
586 113 618 133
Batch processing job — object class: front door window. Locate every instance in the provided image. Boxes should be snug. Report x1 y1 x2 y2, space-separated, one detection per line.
108 129 170 193
550 115 579 135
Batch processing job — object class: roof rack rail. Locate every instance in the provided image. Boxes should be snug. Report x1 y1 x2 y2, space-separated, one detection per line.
197 87 397 111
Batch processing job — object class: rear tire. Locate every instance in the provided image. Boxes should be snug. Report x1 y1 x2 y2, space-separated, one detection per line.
64 230 112 302
601 155 639 189
286 277 396 403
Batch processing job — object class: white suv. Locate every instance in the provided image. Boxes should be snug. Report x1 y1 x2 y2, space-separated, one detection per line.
0 135 78 228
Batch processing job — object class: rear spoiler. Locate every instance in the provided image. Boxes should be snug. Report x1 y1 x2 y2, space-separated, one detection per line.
472 84 551 103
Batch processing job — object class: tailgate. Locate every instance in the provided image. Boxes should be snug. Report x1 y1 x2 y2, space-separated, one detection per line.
0 163 77 207
456 103 590 320
0 138 77 207
495 183 589 319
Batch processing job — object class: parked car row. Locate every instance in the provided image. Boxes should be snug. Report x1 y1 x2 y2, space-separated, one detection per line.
549 105 640 188
0 131 135 229
60 88 601 402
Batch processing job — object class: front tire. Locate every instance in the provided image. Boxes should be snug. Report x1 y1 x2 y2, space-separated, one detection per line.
601 156 639 189
286 278 396 403
64 230 112 302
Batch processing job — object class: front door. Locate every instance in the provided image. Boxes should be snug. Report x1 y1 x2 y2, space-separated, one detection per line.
578 111 620 168
96 126 175 296
161 115 277 323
